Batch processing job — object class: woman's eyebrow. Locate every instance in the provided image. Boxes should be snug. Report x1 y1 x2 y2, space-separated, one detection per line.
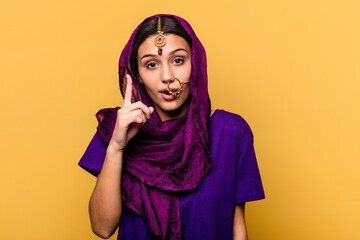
140 48 188 61
169 48 188 55
140 53 157 60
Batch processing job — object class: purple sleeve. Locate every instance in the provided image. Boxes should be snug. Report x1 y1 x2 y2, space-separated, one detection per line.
78 132 108 177
235 123 265 203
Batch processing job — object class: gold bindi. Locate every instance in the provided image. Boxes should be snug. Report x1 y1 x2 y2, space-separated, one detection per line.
154 17 166 56
167 78 189 101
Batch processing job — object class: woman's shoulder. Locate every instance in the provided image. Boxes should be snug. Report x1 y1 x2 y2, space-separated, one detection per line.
211 109 252 129
210 109 254 141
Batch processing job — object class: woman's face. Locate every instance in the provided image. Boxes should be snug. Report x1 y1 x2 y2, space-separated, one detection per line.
137 33 192 122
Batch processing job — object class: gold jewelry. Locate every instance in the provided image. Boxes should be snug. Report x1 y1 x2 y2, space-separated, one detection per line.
167 78 189 101
154 17 166 56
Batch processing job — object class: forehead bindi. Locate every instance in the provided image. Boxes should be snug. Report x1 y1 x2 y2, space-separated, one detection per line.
138 34 190 61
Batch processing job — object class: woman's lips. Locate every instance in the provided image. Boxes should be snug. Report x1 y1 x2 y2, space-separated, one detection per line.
161 92 176 100
161 87 179 92
160 87 178 101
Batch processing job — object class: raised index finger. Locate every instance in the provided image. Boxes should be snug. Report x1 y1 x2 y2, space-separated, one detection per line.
123 74 133 106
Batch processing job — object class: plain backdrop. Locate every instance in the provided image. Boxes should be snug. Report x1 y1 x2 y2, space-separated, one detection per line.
0 0 359 239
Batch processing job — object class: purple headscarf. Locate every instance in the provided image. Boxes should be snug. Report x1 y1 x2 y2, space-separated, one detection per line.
95 14 211 239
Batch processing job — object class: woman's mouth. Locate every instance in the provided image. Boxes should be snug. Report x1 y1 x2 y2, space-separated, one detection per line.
161 90 176 100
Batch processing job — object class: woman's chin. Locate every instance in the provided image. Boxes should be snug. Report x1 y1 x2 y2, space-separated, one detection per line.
154 101 190 121
159 105 185 115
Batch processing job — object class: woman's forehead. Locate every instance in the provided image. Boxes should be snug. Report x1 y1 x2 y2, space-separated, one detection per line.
137 34 191 59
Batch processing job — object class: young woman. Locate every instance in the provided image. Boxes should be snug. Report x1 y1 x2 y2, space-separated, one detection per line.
79 14 265 240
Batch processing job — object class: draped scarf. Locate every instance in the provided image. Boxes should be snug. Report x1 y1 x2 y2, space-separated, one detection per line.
95 14 211 240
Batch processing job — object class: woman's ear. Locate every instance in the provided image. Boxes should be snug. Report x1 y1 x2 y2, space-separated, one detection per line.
138 75 144 84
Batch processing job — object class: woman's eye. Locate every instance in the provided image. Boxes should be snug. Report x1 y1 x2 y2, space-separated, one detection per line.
146 62 157 69
173 58 184 64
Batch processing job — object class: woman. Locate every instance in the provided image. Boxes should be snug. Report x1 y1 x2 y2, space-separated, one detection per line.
79 14 265 240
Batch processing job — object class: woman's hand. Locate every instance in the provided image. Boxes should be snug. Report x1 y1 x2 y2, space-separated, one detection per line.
108 74 154 152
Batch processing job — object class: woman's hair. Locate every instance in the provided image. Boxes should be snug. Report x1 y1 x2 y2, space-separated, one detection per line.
129 16 192 79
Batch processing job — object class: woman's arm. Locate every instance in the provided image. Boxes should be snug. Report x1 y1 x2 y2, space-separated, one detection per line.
88 74 154 239
233 203 247 240
89 147 123 239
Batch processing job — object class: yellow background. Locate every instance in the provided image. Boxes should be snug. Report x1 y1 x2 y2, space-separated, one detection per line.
1 0 359 239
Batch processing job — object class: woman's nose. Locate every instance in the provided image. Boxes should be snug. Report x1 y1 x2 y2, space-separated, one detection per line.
161 63 173 83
